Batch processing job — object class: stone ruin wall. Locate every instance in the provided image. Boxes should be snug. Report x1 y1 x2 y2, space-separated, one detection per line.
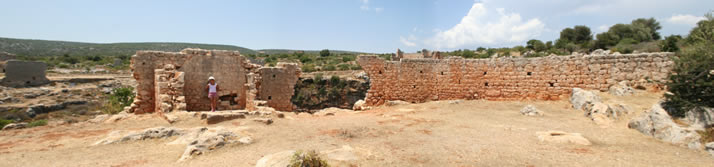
0 60 50 87
256 63 301 111
357 53 674 106
130 48 300 114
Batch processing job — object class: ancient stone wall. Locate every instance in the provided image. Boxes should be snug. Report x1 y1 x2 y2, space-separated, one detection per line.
0 60 50 87
130 48 300 114
257 63 301 111
357 53 674 106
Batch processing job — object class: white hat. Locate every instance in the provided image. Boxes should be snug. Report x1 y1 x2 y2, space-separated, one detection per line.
208 76 215 81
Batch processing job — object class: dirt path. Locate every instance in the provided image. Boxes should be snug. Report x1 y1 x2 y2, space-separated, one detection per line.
0 91 712 167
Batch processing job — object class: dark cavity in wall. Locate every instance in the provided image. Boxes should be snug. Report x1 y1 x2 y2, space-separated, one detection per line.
291 76 369 112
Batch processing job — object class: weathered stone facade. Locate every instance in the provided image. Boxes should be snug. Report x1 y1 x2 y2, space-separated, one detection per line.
256 63 301 111
0 60 50 87
130 48 300 114
357 53 674 106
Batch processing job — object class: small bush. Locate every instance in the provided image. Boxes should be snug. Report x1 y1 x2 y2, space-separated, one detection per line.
27 119 47 127
288 150 329 167
337 64 350 71
314 73 324 81
102 87 135 114
0 119 13 129
322 65 336 71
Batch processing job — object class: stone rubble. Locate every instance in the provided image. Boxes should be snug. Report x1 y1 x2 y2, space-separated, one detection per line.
520 105 544 116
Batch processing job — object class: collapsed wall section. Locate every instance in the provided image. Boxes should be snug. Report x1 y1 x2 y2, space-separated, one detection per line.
357 53 674 106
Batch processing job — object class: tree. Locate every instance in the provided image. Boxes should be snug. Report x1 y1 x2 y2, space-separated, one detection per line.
660 35 682 52
476 47 486 52
632 17 662 40
545 41 553 50
663 12 714 117
686 12 714 44
573 25 593 43
526 39 546 52
558 25 592 45
319 49 330 57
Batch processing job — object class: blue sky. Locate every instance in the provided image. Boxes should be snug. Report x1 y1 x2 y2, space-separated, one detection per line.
0 0 711 53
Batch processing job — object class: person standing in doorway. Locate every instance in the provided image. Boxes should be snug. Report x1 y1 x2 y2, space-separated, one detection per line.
206 76 220 112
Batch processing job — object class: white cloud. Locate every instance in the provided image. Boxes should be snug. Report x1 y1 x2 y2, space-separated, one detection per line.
359 0 383 13
426 2 545 49
360 0 369 10
667 14 706 26
400 35 417 47
375 7 384 13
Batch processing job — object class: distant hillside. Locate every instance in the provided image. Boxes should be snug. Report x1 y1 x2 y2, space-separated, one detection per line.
257 49 365 55
0 37 257 57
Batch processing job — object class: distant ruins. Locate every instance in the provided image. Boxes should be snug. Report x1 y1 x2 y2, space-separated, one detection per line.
130 48 300 114
358 50 674 106
0 60 50 87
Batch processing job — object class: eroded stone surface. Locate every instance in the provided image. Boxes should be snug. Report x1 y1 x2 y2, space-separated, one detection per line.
536 131 592 145
628 104 702 149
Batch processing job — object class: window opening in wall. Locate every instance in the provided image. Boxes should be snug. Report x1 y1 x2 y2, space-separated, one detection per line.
549 82 554 87
268 96 272 100
485 82 489 87
25 81 30 85
483 71 487 75
413 85 416 88
527 72 532 76
272 74 276 78
458 79 461 84
142 62 146 65
419 70 423 73
378 70 382 74
441 72 444 75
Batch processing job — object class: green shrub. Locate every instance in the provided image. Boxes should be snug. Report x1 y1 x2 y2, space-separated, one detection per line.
350 64 362 70
322 65 336 71
102 87 135 114
663 41 714 117
302 64 317 73
27 119 47 127
660 35 682 52
329 76 340 85
288 150 329 167
314 73 324 81
0 119 13 129
337 64 350 71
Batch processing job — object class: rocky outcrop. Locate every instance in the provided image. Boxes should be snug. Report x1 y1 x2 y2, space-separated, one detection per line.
609 81 634 96
2 123 27 130
94 127 185 145
570 88 601 110
255 150 296 167
352 100 369 111
628 104 702 149
26 100 89 118
177 128 240 161
683 107 714 131
520 105 543 116
535 131 592 145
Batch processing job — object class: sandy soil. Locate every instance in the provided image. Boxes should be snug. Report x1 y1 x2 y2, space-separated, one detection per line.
1 91 712 167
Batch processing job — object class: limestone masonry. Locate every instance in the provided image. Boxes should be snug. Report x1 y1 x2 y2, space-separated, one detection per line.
358 52 674 106
0 60 50 87
130 48 300 114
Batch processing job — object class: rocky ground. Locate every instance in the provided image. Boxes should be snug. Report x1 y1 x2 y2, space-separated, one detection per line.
0 73 135 126
1 89 712 167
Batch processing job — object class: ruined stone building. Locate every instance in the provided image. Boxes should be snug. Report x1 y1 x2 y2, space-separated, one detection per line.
0 60 50 87
357 52 673 106
130 48 300 114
